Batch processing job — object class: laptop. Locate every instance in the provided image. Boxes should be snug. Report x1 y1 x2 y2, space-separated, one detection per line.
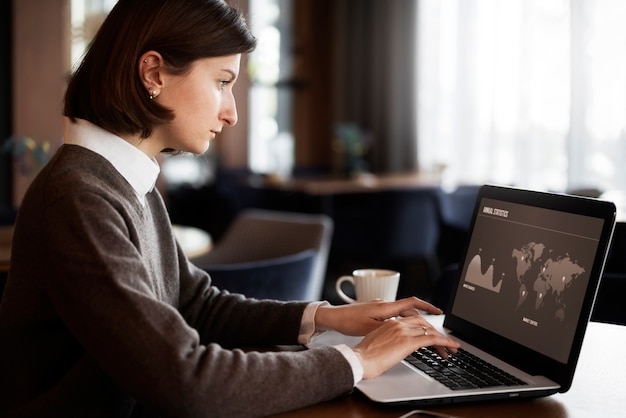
310 184 616 406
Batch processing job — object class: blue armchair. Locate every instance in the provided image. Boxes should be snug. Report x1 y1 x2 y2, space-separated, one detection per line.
190 209 333 301
201 249 318 301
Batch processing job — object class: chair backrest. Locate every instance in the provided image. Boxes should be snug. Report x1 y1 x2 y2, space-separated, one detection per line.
330 188 441 260
592 221 626 325
202 249 317 301
190 209 333 300
328 188 442 295
437 185 480 231
436 185 481 267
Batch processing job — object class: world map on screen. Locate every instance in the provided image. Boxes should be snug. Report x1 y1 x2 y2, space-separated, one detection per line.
464 243 586 323
512 242 585 321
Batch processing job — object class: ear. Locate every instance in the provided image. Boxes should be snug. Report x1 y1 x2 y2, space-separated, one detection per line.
139 51 164 100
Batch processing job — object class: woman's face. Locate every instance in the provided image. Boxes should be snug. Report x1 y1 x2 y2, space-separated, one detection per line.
153 54 241 155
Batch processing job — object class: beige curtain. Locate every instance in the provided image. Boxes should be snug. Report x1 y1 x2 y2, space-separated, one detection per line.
332 0 419 173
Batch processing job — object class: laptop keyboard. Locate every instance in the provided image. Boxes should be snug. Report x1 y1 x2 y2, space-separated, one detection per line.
404 347 528 391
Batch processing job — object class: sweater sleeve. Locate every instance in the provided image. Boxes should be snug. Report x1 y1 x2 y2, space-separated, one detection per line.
175 246 312 348
35 183 354 417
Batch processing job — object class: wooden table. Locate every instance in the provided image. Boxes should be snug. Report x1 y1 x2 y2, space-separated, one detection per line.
258 172 441 196
271 318 626 418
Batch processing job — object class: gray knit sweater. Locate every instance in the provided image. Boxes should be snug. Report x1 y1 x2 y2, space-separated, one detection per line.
0 145 353 417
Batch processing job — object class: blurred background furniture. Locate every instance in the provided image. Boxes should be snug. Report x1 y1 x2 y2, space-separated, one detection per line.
431 185 481 309
591 221 626 325
189 209 333 301
263 172 440 196
172 224 212 259
436 185 480 268
325 187 441 302
195 250 318 301
172 176 482 305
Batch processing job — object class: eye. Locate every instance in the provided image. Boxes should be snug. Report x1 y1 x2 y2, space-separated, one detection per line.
219 79 233 89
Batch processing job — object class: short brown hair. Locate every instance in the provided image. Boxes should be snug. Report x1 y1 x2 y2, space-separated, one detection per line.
64 0 256 138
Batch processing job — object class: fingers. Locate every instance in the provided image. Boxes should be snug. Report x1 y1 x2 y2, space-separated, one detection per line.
395 317 460 354
354 317 460 379
317 297 445 337
391 297 444 316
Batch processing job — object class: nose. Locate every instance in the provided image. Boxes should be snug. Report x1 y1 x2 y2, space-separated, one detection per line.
221 92 238 127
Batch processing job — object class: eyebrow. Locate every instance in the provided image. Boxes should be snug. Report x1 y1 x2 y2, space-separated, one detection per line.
222 69 237 80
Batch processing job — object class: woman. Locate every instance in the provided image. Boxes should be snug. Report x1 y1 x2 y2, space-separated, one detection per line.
0 0 459 416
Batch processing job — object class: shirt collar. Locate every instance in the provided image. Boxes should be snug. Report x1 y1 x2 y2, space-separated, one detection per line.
63 117 160 205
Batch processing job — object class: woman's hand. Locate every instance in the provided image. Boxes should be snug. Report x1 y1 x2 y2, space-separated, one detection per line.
352 316 460 379
314 297 460 380
315 296 444 336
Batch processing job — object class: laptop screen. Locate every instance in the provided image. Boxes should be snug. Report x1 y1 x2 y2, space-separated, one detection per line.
450 196 606 364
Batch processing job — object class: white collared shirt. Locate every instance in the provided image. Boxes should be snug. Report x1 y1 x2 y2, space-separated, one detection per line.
63 117 160 206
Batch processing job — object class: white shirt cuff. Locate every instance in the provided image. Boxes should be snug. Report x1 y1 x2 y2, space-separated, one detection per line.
332 344 364 386
298 301 330 344
299 301 364 386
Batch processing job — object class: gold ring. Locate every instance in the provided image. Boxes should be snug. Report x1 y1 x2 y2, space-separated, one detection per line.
422 326 429 336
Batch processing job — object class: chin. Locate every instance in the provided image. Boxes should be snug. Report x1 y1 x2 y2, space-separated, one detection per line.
181 139 211 155
193 141 211 155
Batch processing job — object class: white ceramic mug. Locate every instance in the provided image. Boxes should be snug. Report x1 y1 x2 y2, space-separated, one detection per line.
335 269 400 304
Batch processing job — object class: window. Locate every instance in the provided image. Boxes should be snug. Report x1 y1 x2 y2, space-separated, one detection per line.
247 0 294 177
417 0 626 198
71 0 117 69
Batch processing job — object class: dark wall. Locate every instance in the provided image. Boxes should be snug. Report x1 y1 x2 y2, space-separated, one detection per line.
0 0 12 208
